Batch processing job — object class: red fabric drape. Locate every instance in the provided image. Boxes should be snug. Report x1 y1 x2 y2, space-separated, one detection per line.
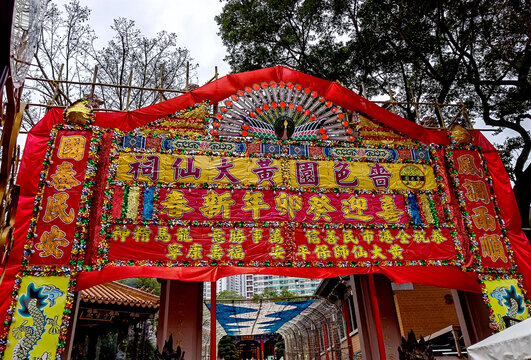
3 66 530 318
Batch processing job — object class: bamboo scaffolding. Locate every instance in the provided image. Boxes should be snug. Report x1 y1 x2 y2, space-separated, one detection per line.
45 64 63 109
89 65 98 101
25 68 480 133
125 70 133 111
26 76 187 94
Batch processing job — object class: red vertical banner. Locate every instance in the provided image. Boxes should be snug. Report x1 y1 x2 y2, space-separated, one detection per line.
450 150 512 270
29 130 92 265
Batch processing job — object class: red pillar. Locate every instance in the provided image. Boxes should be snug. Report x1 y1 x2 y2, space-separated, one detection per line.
157 280 203 358
368 273 387 360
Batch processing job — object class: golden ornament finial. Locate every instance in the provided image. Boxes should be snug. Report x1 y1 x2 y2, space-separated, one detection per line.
451 124 471 145
63 99 95 125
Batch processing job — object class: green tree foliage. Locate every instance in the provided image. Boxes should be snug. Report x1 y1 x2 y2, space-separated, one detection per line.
274 334 285 359
218 335 238 360
118 277 161 296
217 290 246 300
252 287 298 301
216 0 531 227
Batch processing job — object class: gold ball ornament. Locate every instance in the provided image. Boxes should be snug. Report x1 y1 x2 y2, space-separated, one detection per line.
63 99 95 125
450 124 471 145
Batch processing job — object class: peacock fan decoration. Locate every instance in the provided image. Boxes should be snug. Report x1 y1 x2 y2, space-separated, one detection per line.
210 81 359 141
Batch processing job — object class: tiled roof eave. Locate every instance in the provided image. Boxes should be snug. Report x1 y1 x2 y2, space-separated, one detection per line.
80 281 160 309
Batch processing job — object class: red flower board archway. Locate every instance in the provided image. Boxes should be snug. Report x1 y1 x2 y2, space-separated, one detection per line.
0 66 529 359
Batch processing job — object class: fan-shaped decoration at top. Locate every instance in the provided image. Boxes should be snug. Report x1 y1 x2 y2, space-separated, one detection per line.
211 82 356 141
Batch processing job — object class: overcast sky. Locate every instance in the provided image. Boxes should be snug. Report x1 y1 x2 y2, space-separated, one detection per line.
54 0 231 85
35 0 529 152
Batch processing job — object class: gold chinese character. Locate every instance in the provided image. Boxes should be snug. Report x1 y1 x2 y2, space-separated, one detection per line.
457 154 483 177
275 192 302 220
389 244 404 259
229 229 246 243
161 190 193 218
209 228 226 244
360 230 374 244
155 227 171 242
395 230 411 244
471 206 496 231
324 230 338 245
176 228 193 242
352 245 368 259
242 191 270 220
43 193 75 223
463 179 490 204
431 230 447 244
133 226 151 242
200 190 235 219
166 243 183 260
314 245 331 260
227 244 245 260
57 135 86 160
251 228 263 244
269 228 284 244
413 230 428 243
207 244 224 260
297 245 311 261
35 225 69 258
112 226 130 242
370 244 387 260
376 196 404 222
480 235 508 263
333 245 349 260
270 244 286 259
187 244 203 260
343 229 359 244
305 229 320 244
379 230 394 244
49 162 81 191
341 196 373 221
307 195 336 221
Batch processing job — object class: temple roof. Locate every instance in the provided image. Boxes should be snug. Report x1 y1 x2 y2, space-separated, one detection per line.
80 281 159 309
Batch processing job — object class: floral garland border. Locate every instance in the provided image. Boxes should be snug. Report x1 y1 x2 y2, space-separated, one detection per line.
0 124 102 359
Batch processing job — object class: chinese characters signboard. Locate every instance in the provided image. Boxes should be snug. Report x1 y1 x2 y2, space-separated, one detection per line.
15 126 526 282
98 134 456 268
